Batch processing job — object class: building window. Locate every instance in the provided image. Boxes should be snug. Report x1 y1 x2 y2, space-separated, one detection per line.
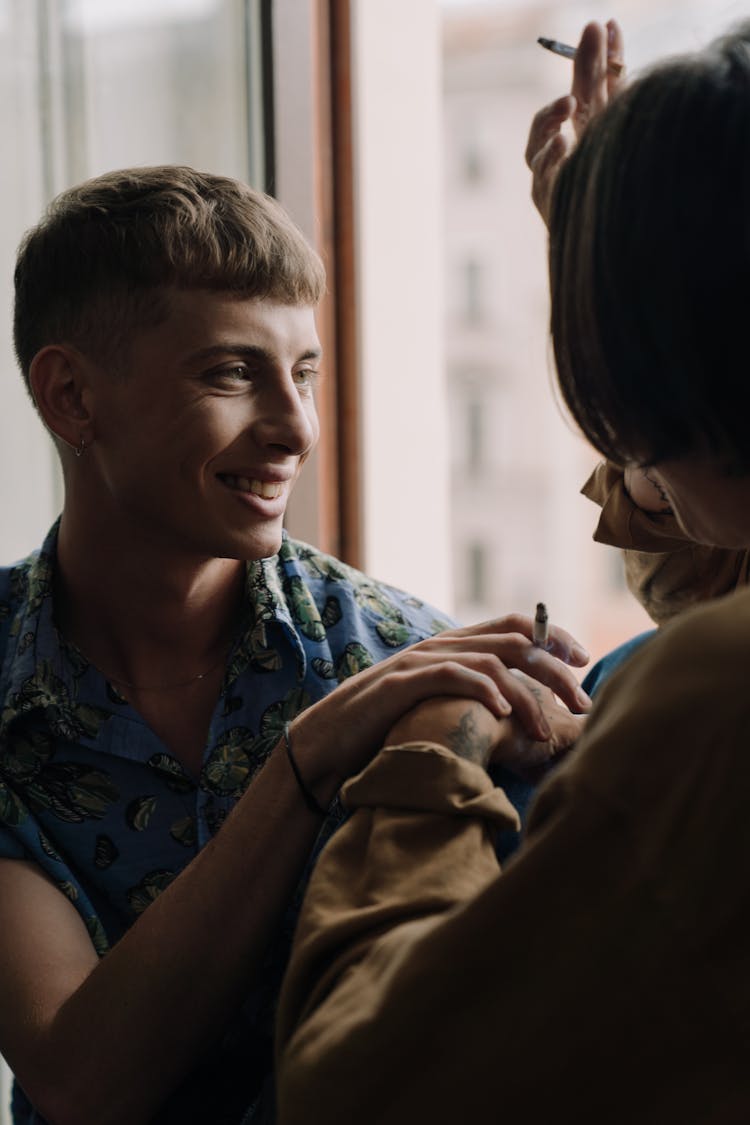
467 542 488 604
464 257 483 324
463 137 484 184
466 395 483 475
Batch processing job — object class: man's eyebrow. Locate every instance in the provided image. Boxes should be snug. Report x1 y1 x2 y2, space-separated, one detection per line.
185 344 323 366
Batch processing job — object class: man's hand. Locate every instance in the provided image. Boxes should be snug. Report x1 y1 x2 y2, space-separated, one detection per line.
384 676 585 778
292 614 591 797
526 19 625 225
489 669 586 778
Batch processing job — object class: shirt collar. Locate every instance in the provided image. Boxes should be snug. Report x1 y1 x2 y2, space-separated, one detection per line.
1 522 301 734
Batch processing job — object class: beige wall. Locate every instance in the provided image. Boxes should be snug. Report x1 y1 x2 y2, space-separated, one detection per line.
352 0 454 608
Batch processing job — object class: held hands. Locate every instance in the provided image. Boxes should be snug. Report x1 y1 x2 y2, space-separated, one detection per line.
290 614 591 800
526 19 625 225
385 673 585 780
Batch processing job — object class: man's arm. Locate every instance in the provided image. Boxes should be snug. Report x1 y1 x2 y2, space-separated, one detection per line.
0 614 589 1125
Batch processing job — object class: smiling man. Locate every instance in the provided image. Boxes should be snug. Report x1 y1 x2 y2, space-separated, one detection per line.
0 166 589 1125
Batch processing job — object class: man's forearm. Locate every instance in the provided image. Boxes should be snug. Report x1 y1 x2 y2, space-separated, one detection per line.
16 742 330 1125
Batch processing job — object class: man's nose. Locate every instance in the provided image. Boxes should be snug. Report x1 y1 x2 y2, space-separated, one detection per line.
254 378 318 456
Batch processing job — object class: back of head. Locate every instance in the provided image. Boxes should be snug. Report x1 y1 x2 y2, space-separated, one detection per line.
14 165 326 387
550 23 750 473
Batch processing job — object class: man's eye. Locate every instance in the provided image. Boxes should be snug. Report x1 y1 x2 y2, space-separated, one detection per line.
294 368 318 389
210 364 253 385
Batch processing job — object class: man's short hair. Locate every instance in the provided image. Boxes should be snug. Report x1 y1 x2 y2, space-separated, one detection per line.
14 164 326 386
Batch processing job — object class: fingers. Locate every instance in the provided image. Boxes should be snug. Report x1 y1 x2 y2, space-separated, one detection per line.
572 22 608 139
525 94 575 225
530 131 574 226
525 94 575 171
516 644 592 716
606 18 626 98
407 635 592 730
426 615 590 668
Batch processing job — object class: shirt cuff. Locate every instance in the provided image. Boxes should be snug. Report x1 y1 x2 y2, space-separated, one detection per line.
341 742 520 832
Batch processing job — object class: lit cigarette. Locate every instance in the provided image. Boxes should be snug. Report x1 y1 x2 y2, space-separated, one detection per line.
533 602 549 649
537 36 624 78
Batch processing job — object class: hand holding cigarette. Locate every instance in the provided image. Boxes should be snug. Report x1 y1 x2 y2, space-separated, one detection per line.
538 36 624 78
532 602 550 649
525 19 625 225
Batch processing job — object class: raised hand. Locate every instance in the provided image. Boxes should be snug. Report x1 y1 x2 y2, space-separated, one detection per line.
526 19 625 225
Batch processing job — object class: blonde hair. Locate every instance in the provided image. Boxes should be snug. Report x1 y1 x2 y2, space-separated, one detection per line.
14 165 326 383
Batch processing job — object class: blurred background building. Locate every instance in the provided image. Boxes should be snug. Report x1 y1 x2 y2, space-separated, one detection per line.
442 0 748 653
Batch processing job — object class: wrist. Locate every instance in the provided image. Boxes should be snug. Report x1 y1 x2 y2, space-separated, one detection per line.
385 698 497 769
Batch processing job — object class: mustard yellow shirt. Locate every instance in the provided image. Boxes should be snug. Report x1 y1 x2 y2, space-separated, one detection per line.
276 586 750 1124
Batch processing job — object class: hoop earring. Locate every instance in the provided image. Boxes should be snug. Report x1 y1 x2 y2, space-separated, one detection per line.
74 436 87 458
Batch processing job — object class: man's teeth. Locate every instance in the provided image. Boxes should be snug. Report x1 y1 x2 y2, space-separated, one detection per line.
222 475 284 499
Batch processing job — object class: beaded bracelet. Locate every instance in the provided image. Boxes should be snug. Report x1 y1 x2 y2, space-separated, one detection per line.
283 722 327 817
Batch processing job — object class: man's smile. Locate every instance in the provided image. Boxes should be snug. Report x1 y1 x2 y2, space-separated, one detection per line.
217 474 287 500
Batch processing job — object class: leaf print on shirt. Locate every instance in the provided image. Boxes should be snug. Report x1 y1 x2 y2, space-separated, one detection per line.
2 729 119 824
94 834 119 869
3 660 109 743
0 781 27 827
354 583 406 624
169 815 197 848
17 631 35 656
336 642 374 680
25 552 54 615
127 869 177 916
430 617 452 634
311 657 336 680
39 830 62 861
201 727 254 797
224 617 283 684
376 620 412 647
86 915 110 958
239 688 312 767
321 597 342 629
286 576 326 642
126 795 157 831
58 879 78 901
146 753 196 795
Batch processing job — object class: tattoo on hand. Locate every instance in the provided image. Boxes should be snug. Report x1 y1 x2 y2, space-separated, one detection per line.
446 710 492 766
643 470 673 512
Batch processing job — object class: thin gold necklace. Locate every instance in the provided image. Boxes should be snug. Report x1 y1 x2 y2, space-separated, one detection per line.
101 647 229 693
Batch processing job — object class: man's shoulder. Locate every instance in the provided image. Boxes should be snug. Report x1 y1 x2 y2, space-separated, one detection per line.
275 538 456 642
0 550 37 638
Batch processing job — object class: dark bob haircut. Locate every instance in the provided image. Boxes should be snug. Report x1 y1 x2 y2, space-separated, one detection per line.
550 22 750 474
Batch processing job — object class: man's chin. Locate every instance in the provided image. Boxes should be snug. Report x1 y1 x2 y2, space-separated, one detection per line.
229 526 285 563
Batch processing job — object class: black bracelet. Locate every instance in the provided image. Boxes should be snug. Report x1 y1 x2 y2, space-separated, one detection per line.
283 722 328 817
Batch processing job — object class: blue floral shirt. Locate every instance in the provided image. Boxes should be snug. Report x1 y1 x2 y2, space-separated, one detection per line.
0 523 454 1124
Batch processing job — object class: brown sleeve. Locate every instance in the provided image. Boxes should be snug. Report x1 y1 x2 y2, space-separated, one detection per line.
582 461 749 624
275 596 750 1124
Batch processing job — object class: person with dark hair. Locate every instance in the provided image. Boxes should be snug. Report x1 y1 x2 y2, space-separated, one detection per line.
274 22 750 1124
527 22 750 631
0 165 590 1124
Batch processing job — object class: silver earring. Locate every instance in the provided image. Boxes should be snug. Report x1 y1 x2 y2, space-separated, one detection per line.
74 436 86 458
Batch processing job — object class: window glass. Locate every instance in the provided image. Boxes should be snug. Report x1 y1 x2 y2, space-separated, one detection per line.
0 0 267 565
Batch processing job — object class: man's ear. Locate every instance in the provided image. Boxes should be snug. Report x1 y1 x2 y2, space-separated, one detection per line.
28 345 94 453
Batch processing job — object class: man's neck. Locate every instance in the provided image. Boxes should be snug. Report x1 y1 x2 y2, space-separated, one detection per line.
54 507 247 689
